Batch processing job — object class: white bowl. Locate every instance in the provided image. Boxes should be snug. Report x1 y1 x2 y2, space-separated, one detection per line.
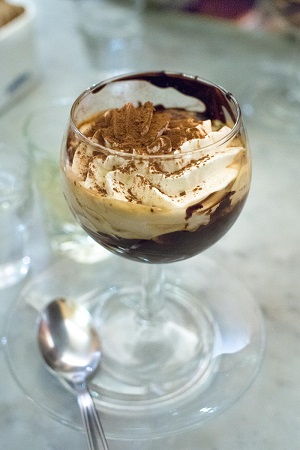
0 0 38 114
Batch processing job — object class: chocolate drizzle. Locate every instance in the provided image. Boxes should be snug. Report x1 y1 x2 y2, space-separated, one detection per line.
185 202 203 220
92 71 239 124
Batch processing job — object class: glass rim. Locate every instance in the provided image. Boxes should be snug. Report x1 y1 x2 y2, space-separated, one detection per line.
69 71 243 161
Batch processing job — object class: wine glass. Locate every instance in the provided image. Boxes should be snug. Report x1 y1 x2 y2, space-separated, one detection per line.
60 71 256 417
242 0 300 133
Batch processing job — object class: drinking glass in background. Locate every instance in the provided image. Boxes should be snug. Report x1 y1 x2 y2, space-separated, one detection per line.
75 0 145 76
242 0 300 133
0 142 32 288
23 98 111 264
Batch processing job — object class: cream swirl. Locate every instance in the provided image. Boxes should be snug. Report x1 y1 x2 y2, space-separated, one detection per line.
65 102 249 239
71 103 244 209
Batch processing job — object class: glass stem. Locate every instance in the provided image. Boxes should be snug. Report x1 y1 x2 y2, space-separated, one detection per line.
138 264 165 322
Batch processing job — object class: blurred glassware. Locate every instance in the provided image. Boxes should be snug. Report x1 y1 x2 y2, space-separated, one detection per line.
75 0 145 77
23 98 111 264
0 0 39 115
241 0 300 134
0 141 32 288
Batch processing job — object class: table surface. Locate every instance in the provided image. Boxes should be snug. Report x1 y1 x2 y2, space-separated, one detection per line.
0 1 300 449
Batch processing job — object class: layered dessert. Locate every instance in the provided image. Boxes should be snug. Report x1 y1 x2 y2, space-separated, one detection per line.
63 99 251 263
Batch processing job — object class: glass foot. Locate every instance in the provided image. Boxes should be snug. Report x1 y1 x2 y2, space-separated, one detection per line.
90 283 216 403
2 254 265 440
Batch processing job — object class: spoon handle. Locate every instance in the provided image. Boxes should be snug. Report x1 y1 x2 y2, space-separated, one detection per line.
77 385 110 450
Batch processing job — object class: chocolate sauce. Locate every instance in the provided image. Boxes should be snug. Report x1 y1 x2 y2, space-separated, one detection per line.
81 196 247 264
91 71 239 124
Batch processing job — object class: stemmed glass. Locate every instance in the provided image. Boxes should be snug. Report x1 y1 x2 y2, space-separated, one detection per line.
60 71 260 424
242 0 300 133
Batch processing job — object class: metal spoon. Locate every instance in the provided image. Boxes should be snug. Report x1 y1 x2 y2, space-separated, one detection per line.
37 297 109 450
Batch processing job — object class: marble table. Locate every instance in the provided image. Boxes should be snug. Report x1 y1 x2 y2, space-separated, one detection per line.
0 1 299 448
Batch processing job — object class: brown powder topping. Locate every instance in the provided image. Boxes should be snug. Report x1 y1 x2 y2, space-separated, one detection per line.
81 102 208 155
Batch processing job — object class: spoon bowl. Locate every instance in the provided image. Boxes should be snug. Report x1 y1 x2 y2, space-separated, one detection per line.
37 297 109 450
38 297 101 383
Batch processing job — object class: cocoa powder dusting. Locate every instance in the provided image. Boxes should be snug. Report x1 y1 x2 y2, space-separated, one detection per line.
80 102 208 155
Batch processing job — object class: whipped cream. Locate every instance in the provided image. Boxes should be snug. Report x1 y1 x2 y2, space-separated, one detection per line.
64 102 250 239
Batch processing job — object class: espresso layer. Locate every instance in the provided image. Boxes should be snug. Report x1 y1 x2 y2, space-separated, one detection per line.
80 196 247 263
